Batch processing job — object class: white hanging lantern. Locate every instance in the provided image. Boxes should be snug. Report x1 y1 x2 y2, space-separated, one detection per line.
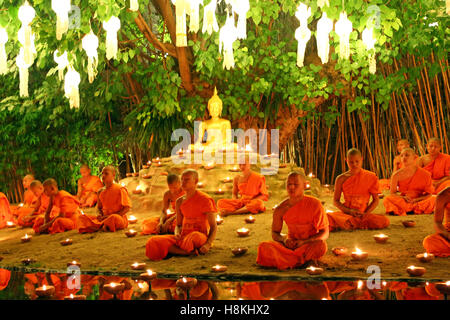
295 3 311 27
18 1 35 66
219 14 238 70
231 0 250 39
202 0 219 35
16 48 32 97
335 11 352 60
171 0 189 46
362 27 377 74
317 0 329 8
64 67 81 109
187 0 203 33
18 26 36 66
0 28 8 75
295 25 311 67
53 50 69 81
103 16 121 60
130 0 139 11
51 0 71 40
316 12 333 64
82 31 99 83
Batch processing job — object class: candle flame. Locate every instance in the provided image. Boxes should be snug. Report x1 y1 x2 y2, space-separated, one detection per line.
357 280 363 289
408 266 415 270
121 182 125 187
308 172 313 177
216 214 222 221
129 229 136 233
354 247 362 254
146 269 153 275
133 262 138 266
376 234 387 238
182 277 187 283
308 266 316 271
445 281 450 286
129 215 137 220
110 283 116 288
70 294 74 298
424 253 428 258
238 228 248 232
382 281 387 287
72 260 77 264
135 185 141 191
166 209 172 214
43 285 46 290
6 221 13 226
138 282 144 289
19 203 24 207
325 209 333 213
24 234 29 238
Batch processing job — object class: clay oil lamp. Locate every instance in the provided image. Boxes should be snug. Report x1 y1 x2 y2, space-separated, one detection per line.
103 282 126 297
308 172 315 179
120 182 126 187
35 285 55 298
177 149 185 156
176 277 197 290
160 172 168 176
143 174 152 179
211 265 228 273
416 252 434 263
132 172 139 177
132 185 143 195
152 157 160 162
237 228 250 237
125 229 137 238
222 176 233 183
18 203 24 207
153 161 162 167
67 260 81 268
332 247 348 256
131 262 147 270
6 221 15 228
378 193 385 199
64 293 86 300
21 258 35 265
279 163 287 168
402 220 416 228
406 265 426 277
435 281 450 295
306 266 324 276
139 269 157 283
60 238 73 246
351 247 368 261
373 234 389 244
197 182 204 188
305 183 311 190
204 162 215 170
215 188 225 195
21 234 32 243
216 215 224 225
147 160 152 166
128 215 138 224
232 247 248 256
229 166 240 172
245 215 256 224
142 164 150 169
126 173 133 177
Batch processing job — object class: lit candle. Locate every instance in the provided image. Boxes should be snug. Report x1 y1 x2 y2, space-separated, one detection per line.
351 247 368 261
231 247 248 256
435 281 450 295
222 176 232 183
64 293 86 300
324 184 330 188
357 280 364 290
21 234 32 243
306 266 324 275
406 265 426 277
19 203 24 207
36 284 55 298
332 247 348 256
147 160 152 165
245 216 255 224
402 220 416 228
230 166 240 172
126 173 133 177
131 262 146 270
204 162 215 170
197 182 204 188
133 185 143 194
416 252 435 263
22 258 35 265
139 269 157 283
215 188 225 195
125 229 137 238
306 183 311 189
216 215 224 225
176 277 197 290
103 282 125 295
6 221 15 228
373 234 389 244
308 172 314 178
211 265 228 273
166 209 172 215
60 238 73 246
128 215 138 224
67 260 81 267
237 228 250 237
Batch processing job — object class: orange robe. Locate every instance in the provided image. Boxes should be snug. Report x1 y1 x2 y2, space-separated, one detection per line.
256 196 328 270
0 192 13 229
78 175 103 207
17 194 51 227
0 269 11 291
32 190 80 234
217 172 268 214
327 169 390 231
422 153 450 194
141 189 185 235
423 203 450 257
145 190 217 261
77 183 130 233
11 189 38 220
383 168 436 215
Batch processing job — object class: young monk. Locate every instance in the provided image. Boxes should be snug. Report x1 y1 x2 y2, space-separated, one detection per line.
77 165 131 233
327 148 390 231
422 186 450 257
256 171 329 270
33 179 80 234
417 138 450 194
383 148 435 215
141 174 185 235
379 139 413 192
217 160 268 216
145 169 217 261
17 180 51 227
0 193 13 229
76 164 103 208
11 174 37 219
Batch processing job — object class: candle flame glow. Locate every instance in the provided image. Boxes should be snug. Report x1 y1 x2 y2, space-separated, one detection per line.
308 172 313 177
182 277 187 283
357 280 363 289
445 281 450 286
354 247 362 254
146 270 153 275
238 228 249 232
129 215 137 220
70 294 74 298
110 283 116 288
408 266 415 270
43 285 46 290
424 253 428 258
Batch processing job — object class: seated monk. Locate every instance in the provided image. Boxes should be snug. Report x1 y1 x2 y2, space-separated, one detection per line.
77 165 131 233
256 172 329 270
327 148 390 231
141 174 185 235
11 174 38 219
17 180 52 227
423 186 450 257
417 137 450 194
145 169 217 261
33 179 80 234
217 160 268 216
0 193 13 229
76 164 103 208
379 139 413 192
383 148 436 216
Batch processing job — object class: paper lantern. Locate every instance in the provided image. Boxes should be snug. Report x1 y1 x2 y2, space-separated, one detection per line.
316 12 333 64
362 27 376 74
103 16 121 60
335 11 352 60
187 0 203 33
64 67 81 109
227 0 250 39
15 48 32 97
219 14 238 70
51 0 71 40
0 28 8 75
295 25 311 67
130 0 139 11
18 1 35 66
82 31 99 83
53 50 69 81
202 0 219 35
17 26 36 66
171 0 189 46
295 3 311 27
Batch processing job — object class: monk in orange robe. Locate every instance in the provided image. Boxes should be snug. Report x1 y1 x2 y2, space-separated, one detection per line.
327 148 390 231
0 269 11 291
239 281 330 300
77 165 131 233
257 172 329 270
0 192 13 229
417 137 450 194
383 148 436 216
141 174 185 235
76 164 103 208
11 174 38 219
423 186 450 257
17 180 52 227
32 178 80 234
379 139 412 192
218 160 268 216
145 169 217 261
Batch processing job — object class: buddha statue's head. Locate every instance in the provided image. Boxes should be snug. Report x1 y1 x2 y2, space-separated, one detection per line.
207 87 223 118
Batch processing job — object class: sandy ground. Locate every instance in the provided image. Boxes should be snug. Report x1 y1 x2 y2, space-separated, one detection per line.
0 159 448 281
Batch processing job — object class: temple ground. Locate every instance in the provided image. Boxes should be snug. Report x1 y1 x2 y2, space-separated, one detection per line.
0 194 448 281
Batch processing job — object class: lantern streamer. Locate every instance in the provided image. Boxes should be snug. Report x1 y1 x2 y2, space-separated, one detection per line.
335 11 352 60
171 0 189 46
82 31 99 83
130 0 139 11
16 49 32 97
316 12 333 64
0 28 8 75
362 27 377 74
53 50 69 81
294 3 311 68
219 14 238 70
187 0 203 33
51 0 71 40
103 16 121 60
64 67 81 109
202 0 219 35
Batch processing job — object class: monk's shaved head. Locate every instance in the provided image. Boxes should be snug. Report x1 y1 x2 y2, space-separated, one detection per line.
30 180 42 189
287 171 306 182
428 137 442 146
102 165 116 177
400 147 416 156
43 178 58 187
182 169 198 181
24 174 35 181
167 174 180 185
80 164 91 170
397 139 409 145
346 148 362 158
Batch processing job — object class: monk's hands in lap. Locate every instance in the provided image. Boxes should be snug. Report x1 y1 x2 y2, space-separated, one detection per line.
199 242 211 254
284 238 297 249
348 209 362 217
97 215 106 222
155 222 163 234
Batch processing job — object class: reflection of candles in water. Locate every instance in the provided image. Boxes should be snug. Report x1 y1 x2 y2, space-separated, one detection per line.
36 284 55 298
237 228 250 237
216 215 224 225
407 265 426 277
434 281 450 295
21 234 32 243
373 234 389 244
176 277 197 290
139 269 157 283
351 247 368 260
64 293 86 300
357 280 364 290
245 216 255 224
215 188 225 195
416 252 434 263
67 260 81 267
6 221 15 228
128 215 138 224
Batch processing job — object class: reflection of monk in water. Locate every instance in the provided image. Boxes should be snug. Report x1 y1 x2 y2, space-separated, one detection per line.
237 281 330 300
151 279 218 300
0 269 11 291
